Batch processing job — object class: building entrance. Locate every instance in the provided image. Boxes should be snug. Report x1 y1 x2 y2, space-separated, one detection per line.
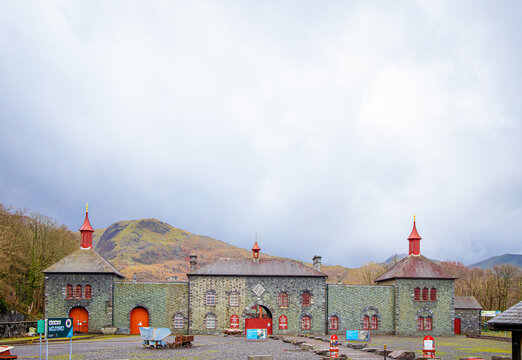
245 304 272 335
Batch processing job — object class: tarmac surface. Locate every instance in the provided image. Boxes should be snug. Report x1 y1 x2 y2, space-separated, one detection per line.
9 334 383 359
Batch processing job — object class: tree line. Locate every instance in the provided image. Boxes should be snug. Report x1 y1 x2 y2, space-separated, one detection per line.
0 204 79 317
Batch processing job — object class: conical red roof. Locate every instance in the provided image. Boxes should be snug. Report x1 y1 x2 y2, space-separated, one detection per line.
79 211 94 232
408 221 421 240
252 241 260 252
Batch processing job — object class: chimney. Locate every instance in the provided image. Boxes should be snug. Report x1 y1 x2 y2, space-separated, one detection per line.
313 255 322 272
190 254 197 272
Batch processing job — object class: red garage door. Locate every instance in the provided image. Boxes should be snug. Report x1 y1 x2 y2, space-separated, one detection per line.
130 307 149 335
69 307 89 333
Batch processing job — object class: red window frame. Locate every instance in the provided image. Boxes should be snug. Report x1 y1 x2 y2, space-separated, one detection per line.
84 285 92 299
426 317 432 331
329 315 338 330
362 315 370 330
302 292 311 307
278 292 289 308
371 315 378 330
414 287 420 301
66 285 73 299
418 316 424 330
301 316 311 330
75 285 82 299
422 288 429 301
430 288 437 301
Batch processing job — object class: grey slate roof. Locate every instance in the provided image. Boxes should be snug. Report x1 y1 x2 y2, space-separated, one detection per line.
455 296 482 310
188 258 326 277
376 254 455 282
43 248 124 278
488 300 522 331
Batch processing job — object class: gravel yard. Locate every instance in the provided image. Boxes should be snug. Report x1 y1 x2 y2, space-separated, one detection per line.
11 335 321 359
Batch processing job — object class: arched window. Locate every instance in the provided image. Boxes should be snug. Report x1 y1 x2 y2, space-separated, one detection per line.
174 314 184 329
418 316 424 330
371 315 378 330
75 285 82 299
84 285 92 299
278 292 289 308
422 287 429 301
414 287 420 301
205 291 216 306
301 315 311 330
430 288 437 301
66 285 73 299
362 315 370 330
301 292 311 306
329 315 338 330
205 314 216 329
229 293 239 307
426 316 432 331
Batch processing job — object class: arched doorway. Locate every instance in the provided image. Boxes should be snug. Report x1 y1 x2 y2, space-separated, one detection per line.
69 307 89 333
245 304 273 335
130 307 149 334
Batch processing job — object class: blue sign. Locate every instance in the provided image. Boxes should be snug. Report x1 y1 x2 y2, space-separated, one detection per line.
346 330 369 341
246 329 267 340
47 318 73 338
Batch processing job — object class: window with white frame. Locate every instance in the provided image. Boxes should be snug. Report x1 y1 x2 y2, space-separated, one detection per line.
205 291 216 306
174 314 184 329
229 293 239 307
205 314 217 329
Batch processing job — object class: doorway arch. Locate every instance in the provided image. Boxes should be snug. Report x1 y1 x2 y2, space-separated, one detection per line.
244 304 273 335
69 307 89 333
130 307 149 334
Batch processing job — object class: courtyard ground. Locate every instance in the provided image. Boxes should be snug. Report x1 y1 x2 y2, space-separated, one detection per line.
4 333 512 360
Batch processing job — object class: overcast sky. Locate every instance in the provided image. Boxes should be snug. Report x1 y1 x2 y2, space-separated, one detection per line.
1 1 521 267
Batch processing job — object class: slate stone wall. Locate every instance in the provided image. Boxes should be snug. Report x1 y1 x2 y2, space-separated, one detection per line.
44 273 115 333
455 309 481 335
113 281 188 334
326 284 395 335
392 278 454 336
188 276 326 335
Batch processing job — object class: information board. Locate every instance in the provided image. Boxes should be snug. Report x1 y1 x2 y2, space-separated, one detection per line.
47 318 73 338
346 330 369 341
246 328 267 340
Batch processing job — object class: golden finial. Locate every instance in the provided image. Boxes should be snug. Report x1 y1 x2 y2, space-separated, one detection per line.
414 213 416 222
86 202 89 213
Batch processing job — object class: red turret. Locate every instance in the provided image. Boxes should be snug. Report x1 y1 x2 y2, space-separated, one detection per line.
79 203 94 249
252 241 260 262
408 216 422 255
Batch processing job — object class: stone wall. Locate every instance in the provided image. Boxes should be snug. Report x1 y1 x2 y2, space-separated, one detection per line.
44 273 115 333
455 309 481 335
392 278 454 336
0 312 35 338
326 284 395 335
113 281 188 334
189 276 326 335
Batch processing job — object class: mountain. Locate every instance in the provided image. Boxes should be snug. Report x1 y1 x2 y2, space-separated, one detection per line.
468 254 522 269
92 218 355 282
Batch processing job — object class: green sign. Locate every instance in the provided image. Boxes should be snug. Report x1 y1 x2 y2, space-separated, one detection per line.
37 319 45 334
47 318 73 338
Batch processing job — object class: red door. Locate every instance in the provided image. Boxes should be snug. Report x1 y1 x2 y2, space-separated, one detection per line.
69 307 89 333
245 318 273 335
130 307 149 335
454 318 461 335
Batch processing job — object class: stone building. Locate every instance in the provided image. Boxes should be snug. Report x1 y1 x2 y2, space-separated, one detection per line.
44 209 482 336
454 296 482 335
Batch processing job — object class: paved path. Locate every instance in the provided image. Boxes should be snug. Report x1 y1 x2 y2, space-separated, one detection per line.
282 335 384 359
